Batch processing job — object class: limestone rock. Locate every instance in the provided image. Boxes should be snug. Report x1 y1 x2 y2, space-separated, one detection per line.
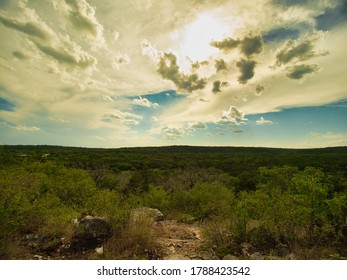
131 207 164 222
71 216 111 251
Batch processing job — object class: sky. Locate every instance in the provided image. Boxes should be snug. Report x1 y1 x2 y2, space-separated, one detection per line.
0 0 346 148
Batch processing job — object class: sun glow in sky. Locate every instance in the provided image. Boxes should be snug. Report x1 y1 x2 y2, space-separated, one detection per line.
180 13 230 61
0 0 346 148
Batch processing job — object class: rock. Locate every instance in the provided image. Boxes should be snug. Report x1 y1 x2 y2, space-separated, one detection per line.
131 207 164 222
20 234 62 253
223 254 239 260
95 246 104 255
250 252 264 260
71 216 111 251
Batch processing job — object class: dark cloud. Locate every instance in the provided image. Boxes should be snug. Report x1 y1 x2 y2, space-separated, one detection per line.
263 27 301 43
215 59 228 72
191 61 200 71
286 64 319 79
12 51 28 60
157 53 207 92
255 84 265 94
275 38 327 65
212 80 230 94
0 15 50 40
210 37 240 53
241 35 263 57
211 34 263 57
315 0 347 30
212 80 222 93
34 41 96 68
233 128 243 133
236 59 257 84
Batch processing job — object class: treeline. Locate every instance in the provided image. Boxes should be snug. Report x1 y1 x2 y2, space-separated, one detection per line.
2 145 347 174
0 145 346 259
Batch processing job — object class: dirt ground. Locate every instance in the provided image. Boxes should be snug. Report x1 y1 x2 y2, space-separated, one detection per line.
152 220 218 260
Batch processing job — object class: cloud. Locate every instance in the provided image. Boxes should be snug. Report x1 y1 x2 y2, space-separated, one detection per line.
103 110 142 125
190 121 207 129
286 64 319 79
34 39 96 68
49 116 69 123
0 13 51 40
157 52 207 92
133 97 159 108
102 95 117 102
210 37 240 53
309 131 347 146
2 121 41 131
161 125 192 140
256 116 273 125
0 9 96 69
233 128 243 133
12 51 28 60
212 80 229 93
236 59 257 84
161 121 207 140
211 34 263 57
215 59 228 72
199 98 209 102
255 84 265 95
140 39 162 64
241 35 264 57
275 36 328 66
64 0 104 41
112 52 130 69
215 106 247 125
310 131 347 140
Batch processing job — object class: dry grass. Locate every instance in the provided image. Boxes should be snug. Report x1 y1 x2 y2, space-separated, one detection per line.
104 213 160 259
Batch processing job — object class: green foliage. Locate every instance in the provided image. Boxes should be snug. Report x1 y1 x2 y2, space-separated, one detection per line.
172 183 234 221
1 145 346 259
142 186 171 212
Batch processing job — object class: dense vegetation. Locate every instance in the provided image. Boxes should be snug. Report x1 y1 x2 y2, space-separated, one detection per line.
1 145 347 259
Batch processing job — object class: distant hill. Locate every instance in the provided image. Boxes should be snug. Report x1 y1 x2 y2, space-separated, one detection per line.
2 145 347 176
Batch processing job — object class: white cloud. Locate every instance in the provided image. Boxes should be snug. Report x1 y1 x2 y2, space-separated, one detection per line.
102 95 117 102
112 52 130 70
140 39 163 64
215 106 247 125
2 122 41 131
256 116 273 125
190 121 207 129
133 97 159 108
58 0 105 47
161 125 192 140
103 110 142 125
49 116 69 123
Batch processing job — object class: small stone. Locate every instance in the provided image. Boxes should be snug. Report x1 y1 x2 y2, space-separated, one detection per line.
95 246 103 255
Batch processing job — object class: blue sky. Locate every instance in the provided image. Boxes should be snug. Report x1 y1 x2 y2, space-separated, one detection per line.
0 0 346 148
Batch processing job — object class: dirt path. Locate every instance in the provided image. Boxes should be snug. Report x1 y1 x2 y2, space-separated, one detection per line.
152 220 218 260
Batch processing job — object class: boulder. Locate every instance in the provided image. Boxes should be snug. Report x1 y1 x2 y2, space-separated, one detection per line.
131 207 164 222
20 234 62 253
71 216 111 251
